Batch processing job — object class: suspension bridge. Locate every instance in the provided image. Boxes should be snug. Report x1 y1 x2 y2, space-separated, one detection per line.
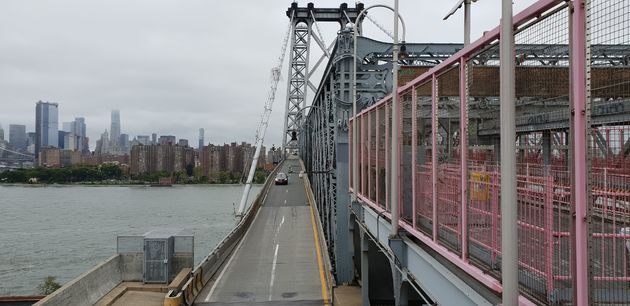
30 0 630 305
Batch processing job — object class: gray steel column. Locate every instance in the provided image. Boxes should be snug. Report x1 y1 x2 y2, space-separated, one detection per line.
500 0 518 305
361 229 370 306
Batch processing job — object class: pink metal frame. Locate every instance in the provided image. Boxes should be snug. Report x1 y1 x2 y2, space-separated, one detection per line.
346 0 630 304
570 1 589 304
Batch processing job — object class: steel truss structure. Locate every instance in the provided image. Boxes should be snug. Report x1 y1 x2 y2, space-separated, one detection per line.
282 3 365 152
300 30 463 283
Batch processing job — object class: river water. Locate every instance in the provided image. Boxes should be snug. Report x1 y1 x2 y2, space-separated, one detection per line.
0 185 260 296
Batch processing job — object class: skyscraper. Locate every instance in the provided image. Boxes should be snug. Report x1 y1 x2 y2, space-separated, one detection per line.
61 117 87 152
152 133 157 145
35 101 59 156
198 128 204 149
0 123 4 142
110 110 120 146
9 124 27 151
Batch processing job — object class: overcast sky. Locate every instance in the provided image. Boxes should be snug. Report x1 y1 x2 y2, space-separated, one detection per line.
0 0 537 149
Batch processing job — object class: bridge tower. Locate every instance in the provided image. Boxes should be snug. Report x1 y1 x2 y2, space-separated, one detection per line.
281 2 364 153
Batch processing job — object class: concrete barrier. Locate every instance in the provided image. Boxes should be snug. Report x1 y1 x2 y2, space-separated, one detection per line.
34 255 121 306
119 252 143 282
33 253 144 306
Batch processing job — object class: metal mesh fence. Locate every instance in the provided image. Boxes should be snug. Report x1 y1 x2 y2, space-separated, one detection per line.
346 0 630 303
415 81 434 237
436 65 463 254
513 4 572 303
467 41 502 279
401 90 414 225
588 0 630 304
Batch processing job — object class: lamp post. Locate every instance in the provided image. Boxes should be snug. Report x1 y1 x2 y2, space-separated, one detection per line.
352 4 406 237
443 0 478 47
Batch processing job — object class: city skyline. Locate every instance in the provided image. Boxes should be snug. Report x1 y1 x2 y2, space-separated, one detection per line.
0 105 223 152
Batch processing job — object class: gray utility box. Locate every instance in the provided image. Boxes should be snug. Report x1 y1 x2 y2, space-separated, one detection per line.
143 235 175 283
117 228 194 284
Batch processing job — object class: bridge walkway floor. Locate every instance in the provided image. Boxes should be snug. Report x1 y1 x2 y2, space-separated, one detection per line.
194 158 325 306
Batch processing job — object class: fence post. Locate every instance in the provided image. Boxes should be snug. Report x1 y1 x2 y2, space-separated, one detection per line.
412 87 418 230
432 74 438 242
460 57 469 260
545 174 555 301
570 0 590 304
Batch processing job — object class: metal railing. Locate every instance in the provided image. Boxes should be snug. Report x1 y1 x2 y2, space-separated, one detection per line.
349 0 630 304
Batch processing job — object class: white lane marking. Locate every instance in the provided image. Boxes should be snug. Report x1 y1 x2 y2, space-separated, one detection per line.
204 209 262 302
268 243 280 301
286 189 288 193
284 199 287 204
268 215 285 300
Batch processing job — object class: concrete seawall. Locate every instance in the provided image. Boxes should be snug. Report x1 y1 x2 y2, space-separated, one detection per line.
34 253 143 306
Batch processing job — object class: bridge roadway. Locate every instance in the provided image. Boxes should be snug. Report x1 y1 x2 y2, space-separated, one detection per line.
195 158 326 306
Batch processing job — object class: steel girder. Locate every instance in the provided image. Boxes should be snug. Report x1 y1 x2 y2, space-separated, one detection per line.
283 22 311 151
301 32 463 284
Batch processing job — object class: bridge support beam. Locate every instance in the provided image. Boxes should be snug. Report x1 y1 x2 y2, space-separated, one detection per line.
354 203 496 305
360 228 370 306
389 237 408 306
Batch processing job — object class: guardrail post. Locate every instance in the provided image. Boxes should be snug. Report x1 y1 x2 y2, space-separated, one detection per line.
432 74 438 242
545 174 555 301
570 0 590 304
460 57 468 260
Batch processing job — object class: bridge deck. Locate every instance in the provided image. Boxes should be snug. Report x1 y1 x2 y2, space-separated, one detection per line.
195 158 324 306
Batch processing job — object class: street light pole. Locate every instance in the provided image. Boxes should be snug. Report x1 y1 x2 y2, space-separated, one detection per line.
464 0 471 46
390 0 400 237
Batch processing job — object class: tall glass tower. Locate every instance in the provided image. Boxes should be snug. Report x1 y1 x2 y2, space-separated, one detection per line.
198 128 204 149
110 110 121 146
35 101 59 156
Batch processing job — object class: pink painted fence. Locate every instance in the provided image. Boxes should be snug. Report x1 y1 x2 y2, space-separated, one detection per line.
350 0 630 304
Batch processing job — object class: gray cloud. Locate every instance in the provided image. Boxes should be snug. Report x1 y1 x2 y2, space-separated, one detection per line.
0 0 535 148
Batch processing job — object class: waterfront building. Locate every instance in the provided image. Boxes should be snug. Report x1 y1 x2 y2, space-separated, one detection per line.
9 124 27 152
198 128 204 150
62 118 87 152
39 147 61 167
119 134 130 152
35 101 59 156
26 132 36 154
158 135 176 145
130 143 194 176
137 135 150 145
110 110 121 146
198 142 260 180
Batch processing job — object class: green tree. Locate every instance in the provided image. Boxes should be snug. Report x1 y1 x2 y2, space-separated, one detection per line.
185 164 194 177
38 276 62 295
100 164 122 179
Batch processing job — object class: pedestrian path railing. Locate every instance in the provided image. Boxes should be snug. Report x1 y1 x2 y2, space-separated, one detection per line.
350 0 630 304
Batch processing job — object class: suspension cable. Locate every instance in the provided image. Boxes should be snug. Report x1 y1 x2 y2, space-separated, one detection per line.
364 14 394 40
236 12 294 218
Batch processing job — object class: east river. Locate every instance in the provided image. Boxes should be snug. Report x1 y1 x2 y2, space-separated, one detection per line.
0 185 260 295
